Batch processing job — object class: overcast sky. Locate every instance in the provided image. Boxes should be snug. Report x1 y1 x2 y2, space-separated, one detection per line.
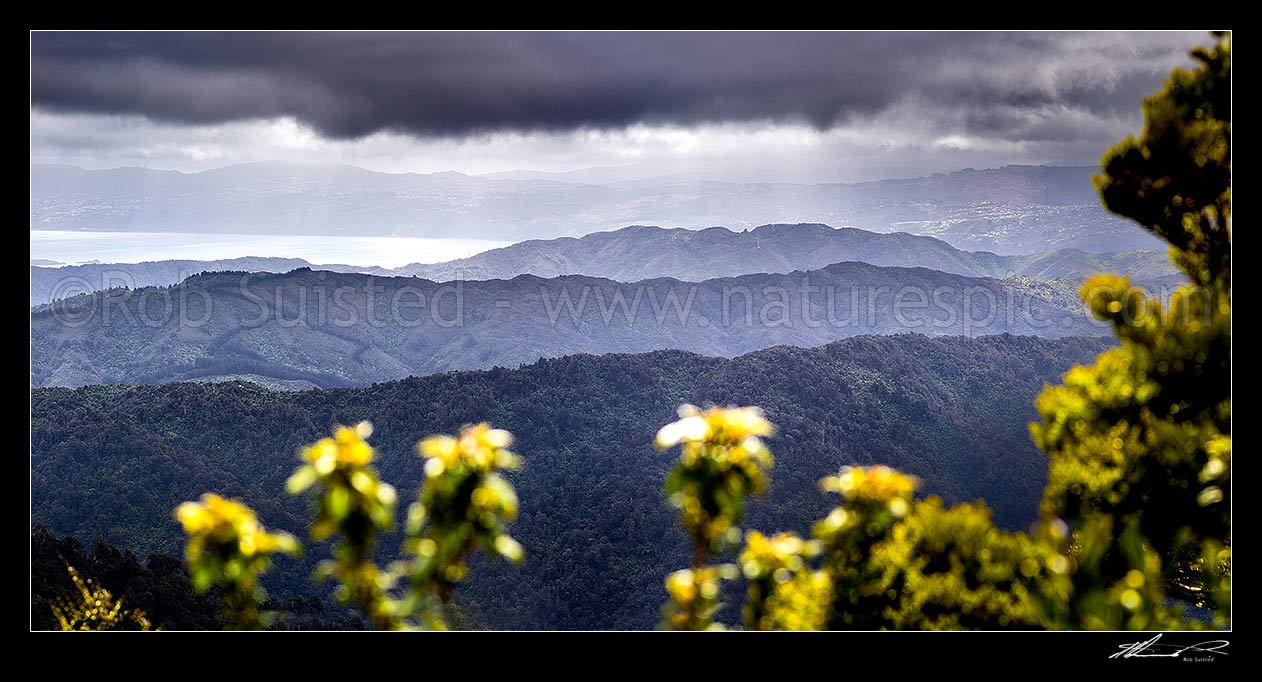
29 31 1209 182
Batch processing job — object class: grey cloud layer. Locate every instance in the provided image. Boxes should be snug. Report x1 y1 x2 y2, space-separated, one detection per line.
30 31 1204 139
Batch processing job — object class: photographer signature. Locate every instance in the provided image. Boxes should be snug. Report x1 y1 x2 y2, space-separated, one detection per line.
1110 634 1229 659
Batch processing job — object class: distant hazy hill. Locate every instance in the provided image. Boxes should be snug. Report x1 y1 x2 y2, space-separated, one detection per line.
31 334 1110 629
29 223 1177 307
30 162 1163 254
29 256 386 307
31 263 1105 388
398 223 1177 283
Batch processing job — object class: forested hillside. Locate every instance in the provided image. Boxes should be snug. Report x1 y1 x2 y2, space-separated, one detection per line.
32 263 1105 388
32 334 1109 629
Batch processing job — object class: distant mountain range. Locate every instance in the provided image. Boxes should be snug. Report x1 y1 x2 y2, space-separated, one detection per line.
31 263 1106 388
395 223 1179 283
31 334 1111 629
478 163 940 185
29 223 1179 307
30 162 1164 254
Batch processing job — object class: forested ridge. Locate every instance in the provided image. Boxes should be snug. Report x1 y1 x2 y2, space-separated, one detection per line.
32 333 1108 629
32 261 1105 389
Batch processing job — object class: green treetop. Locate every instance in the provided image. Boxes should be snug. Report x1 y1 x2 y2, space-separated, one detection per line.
1031 32 1231 627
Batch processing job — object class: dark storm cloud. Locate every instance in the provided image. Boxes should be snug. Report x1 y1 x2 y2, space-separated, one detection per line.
30 31 1203 139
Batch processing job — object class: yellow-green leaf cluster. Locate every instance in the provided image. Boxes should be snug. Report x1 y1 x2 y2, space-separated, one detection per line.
174 493 298 629
813 466 919 628
660 565 738 631
403 423 524 628
287 421 402 630
740 531 829 631
871 498 1070 630
52 562 153 631
288 421 397 540
658 404 774 556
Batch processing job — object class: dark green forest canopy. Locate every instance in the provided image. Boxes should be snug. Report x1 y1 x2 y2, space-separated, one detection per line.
32 334 1109 629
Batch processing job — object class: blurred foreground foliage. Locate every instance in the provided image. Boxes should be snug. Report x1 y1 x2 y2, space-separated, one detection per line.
402 424 525 628
1032 31 1231 627
176 493 299 629
173 421 526 630
50 561 152 631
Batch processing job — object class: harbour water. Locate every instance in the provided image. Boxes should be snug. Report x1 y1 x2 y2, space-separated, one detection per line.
29 230 511 268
